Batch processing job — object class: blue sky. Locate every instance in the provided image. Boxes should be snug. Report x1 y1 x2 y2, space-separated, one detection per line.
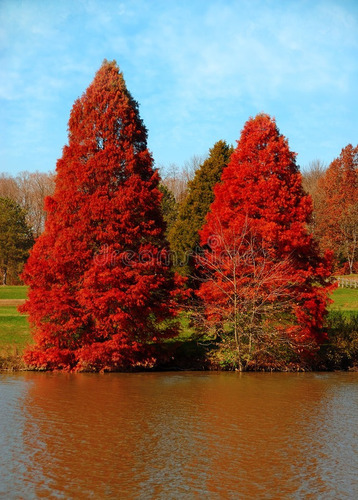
1 0 357 176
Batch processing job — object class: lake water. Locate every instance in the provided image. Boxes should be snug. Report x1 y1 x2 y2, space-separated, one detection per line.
0 372 357 499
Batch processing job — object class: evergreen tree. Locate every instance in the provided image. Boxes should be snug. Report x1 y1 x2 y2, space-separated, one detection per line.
168 140 233 276
198 114 334 370
0 197 33 285
158 183 178 238
21 60 182 371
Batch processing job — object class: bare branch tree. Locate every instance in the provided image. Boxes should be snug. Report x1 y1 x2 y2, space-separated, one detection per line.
16 171 55 237
0 173 20 200
159 154 206 203
0 171 55 238
302 159 326 198
194 218 310 371
301 160 327 235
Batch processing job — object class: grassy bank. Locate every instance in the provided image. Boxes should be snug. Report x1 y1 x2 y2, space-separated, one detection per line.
0 286 29 370
329 287 358 314
0 285 358 371
0 286 28 300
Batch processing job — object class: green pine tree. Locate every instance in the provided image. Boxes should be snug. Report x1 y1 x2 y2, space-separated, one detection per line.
168 140 233 277
0 197 33 285
159 183 178 238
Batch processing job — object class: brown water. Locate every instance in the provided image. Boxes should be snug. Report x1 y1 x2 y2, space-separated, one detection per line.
0 372 357 499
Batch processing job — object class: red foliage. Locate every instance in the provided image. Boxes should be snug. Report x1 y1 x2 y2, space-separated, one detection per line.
198 114 334 351
315 144 358 274
21 61 182 371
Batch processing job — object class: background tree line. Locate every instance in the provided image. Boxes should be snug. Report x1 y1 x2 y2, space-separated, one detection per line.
160 144 358 280
0 171 54 284
302 147 358 275
0 144 357 286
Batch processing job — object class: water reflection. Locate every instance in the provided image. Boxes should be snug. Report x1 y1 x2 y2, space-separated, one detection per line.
1 372 357 499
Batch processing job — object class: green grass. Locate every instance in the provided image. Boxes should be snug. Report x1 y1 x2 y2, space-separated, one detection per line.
0 287 31 368
329 287 358 313
0 299 31 370
0 306 31 349
0 285 28 300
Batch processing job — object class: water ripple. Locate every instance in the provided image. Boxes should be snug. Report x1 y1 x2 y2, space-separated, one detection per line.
0 372 357 499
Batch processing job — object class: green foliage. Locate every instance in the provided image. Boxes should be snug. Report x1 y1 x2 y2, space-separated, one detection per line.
158 183 178 237
319 311 358 370
0 198 33 285
168 140 233 276
206 330 301 371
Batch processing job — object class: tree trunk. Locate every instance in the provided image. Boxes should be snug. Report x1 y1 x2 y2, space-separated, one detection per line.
2 267 7 286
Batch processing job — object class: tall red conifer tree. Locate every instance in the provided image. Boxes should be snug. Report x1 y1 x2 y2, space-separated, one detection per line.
21 60 182 371
197 114 333 369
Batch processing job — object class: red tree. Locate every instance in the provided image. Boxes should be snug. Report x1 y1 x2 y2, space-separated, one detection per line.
21 60 182 371
197 114 334 369
315 144 358 274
